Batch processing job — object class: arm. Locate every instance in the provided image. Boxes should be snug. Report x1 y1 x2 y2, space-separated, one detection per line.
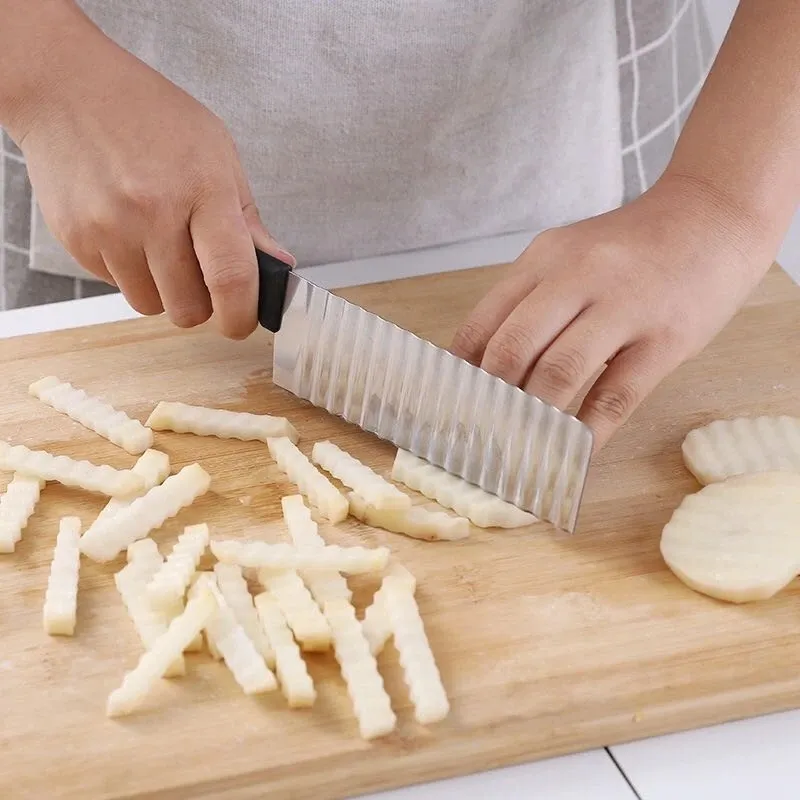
0 0 87 140
452 1 800 450
664 0 800 264
0 0 293 335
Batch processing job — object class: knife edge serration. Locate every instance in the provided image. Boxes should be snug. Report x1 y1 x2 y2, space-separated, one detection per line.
272 277 593 532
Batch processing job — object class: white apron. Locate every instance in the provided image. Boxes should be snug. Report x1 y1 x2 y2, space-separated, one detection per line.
0 1 717 305
30 0 623 278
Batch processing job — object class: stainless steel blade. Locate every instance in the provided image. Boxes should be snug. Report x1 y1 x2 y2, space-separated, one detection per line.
272 272 593 532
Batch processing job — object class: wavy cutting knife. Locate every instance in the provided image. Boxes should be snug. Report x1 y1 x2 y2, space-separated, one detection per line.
255 249 593 532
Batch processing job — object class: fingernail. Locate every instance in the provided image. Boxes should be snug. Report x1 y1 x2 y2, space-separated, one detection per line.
276 249 296 268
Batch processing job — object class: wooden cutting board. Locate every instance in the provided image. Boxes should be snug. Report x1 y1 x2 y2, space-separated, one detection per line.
1 263 799 800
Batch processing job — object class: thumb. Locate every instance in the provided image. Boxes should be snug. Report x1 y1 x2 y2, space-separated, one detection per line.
241 202 297 268
231 143 296 267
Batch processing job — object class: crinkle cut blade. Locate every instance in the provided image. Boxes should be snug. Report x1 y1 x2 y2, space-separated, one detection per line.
272 274 593 532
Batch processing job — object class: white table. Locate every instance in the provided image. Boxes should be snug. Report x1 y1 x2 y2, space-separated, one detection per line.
2 230 799 800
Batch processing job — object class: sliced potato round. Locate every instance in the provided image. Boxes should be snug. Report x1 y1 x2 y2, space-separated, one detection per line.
660 471 800 603
682 415 800 485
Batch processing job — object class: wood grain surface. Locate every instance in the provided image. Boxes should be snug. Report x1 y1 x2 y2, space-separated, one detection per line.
0 263 798 800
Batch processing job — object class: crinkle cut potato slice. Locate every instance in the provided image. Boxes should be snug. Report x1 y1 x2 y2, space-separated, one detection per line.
682 415 800 485
660 471 800 603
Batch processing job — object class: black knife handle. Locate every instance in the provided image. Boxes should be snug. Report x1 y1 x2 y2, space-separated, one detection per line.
255 248 292 333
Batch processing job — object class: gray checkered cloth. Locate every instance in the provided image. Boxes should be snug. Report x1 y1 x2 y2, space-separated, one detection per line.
0 0 715 310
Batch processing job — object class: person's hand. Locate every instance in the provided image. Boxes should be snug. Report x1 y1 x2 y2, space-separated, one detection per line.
9 6 293 339
451 175 773 450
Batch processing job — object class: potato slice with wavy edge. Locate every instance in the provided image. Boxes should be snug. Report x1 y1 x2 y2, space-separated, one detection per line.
682 415 800 485
660 471 800 603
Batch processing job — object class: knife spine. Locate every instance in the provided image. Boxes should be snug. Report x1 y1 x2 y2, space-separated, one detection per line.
272 278 592 532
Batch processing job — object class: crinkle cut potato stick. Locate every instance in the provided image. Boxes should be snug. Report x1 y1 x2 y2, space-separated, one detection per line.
257 568 332 652
311 440 410 511
127 540 203 655
146 401 298 444
107 585 218 718
213 563 275 667
146 524 210 612
190 574 277 695
161 596 204 653
29 375 153 455
384 574 450 725
348 492 470 542
682 415 800 485
281 495 324 549
42 516 82 636
281 494 352 604
362 563 417 656
0 474 44 553
660 471 800 603
254 592 316 708
80 463 211 563
126 537 203 653
0 441 144 499
115 539 185 677
391 449 537 529
267 436 349 523
130 538 200 664
279 496 395 736
188 571 223 661
93 449 170 529
211 540 390 575
323 599 397 740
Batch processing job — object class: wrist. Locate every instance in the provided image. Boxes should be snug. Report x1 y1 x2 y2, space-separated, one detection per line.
648 168 780 271
0 0 101 143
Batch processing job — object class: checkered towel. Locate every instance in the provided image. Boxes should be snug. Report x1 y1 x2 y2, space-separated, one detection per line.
0 0 714 310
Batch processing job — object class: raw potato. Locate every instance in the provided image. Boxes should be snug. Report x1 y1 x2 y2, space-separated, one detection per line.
384 574 450 725
276 495 394 734
348 492 469 542
211 540 390 575
281 495 323 549
362 564 417 656
190 574 277 694
214 563 275 667
280 494 396 736
126 539 154 564
115 539 186 677
0 474 44 553
282 495 351 604
254 591 317 708
158 597 204 651
258 569 331 651
42 516 82 636
323 598 397 739
80 463 211 563
107 585 218 717
311 440 410 510
391 449 536 529
682 415 800 484
0 441 144 498
29 376 153 455
138 542 205 650
128 538 203 654
146 524 210 611
5 376 456 732
134 539 202 661
267 437 349 523
93 449 170 529
187 571 223 660
204 625 223 660
146 401 298 444
660 471 800 602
